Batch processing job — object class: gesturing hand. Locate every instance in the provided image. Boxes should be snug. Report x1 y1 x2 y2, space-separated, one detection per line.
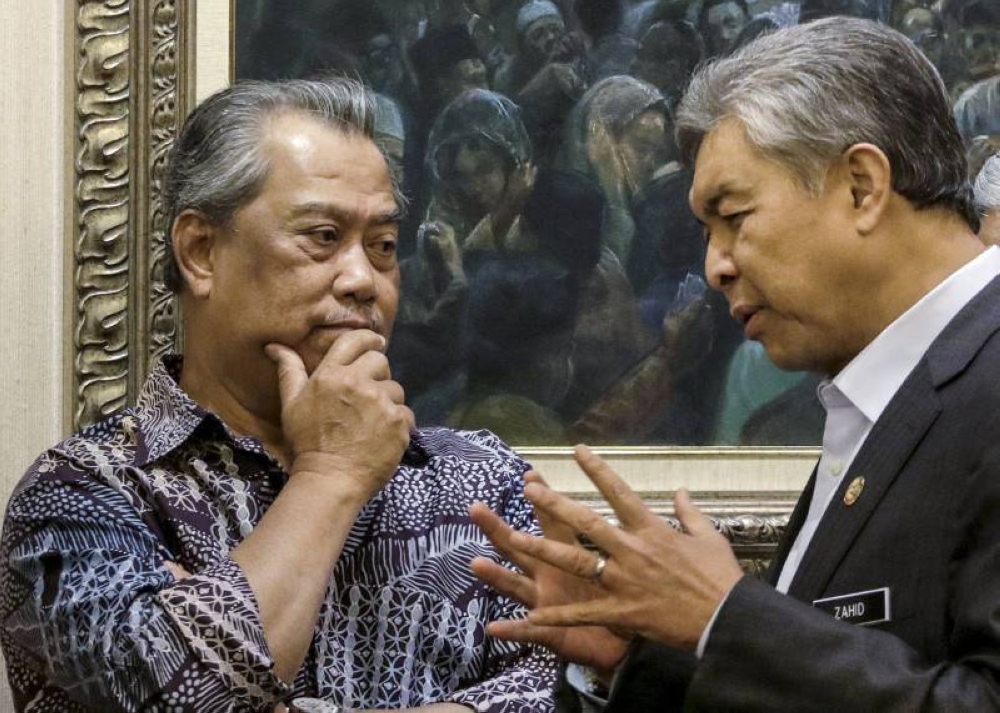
470 472 631 675
481 446 744 652
265 330 414 500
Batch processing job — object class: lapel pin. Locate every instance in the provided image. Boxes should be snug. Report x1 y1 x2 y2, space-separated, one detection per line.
844 476 865 506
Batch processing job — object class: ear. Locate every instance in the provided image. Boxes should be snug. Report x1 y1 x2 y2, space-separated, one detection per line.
841 143 892 235
171 209 219 299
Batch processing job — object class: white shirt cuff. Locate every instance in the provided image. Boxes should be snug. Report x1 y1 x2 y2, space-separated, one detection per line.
696 588 732 659
565 661 621 712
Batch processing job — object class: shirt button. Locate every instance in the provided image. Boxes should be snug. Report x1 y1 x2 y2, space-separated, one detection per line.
828 461 844 477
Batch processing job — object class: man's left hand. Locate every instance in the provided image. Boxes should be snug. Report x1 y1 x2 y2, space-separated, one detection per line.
503 445 744 651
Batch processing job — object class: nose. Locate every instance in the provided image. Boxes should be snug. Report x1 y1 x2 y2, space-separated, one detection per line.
333 240 378 303
705 238 738 293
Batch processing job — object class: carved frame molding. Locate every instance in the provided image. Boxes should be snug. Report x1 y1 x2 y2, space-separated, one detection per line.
576 491 794 576
69 0 799 573
71 0 190 429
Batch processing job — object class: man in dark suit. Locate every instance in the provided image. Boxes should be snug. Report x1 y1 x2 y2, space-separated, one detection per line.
469 17 1000 710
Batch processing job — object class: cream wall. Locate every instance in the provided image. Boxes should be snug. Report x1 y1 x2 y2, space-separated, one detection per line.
0 3 66 707
0 4 67 484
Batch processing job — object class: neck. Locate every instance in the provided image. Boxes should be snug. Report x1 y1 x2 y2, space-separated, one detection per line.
179 322 291 467
868 208 986 341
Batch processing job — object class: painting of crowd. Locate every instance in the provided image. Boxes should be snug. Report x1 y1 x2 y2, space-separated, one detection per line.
234 0 1000 446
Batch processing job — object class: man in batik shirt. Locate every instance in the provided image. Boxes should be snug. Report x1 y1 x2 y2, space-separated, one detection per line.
0 78 557 712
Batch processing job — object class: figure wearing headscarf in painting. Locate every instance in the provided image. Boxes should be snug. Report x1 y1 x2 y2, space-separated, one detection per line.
557 75 672 265
630 19 705 112
697 0 750 57
518 169 652 422
424 89 535 253
405 24 491 236
378 93 471 425
390 89 533 422
564 161 743 445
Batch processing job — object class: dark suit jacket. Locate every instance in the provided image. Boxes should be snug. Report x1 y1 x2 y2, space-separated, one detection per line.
607 274 1000 712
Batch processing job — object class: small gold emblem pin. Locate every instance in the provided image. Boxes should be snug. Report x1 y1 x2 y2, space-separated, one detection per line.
844 476 865 506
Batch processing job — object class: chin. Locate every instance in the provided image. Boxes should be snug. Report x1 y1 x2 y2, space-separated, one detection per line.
761 342 814 375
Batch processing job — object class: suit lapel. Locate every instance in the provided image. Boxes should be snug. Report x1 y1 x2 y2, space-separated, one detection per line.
786 365 941 602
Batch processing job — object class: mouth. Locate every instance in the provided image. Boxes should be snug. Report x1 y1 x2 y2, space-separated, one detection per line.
731 304 763 338
317 319 376 332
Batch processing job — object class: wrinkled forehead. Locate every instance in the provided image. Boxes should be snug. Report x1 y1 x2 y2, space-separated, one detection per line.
687 121 767 213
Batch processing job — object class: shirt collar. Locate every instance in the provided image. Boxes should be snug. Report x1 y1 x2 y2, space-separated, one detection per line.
835 246 1000 423
132 355 214 466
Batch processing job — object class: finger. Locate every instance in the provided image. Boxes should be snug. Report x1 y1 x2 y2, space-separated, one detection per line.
524 472 580 544
470 556 537 607
509 527 605 580
265 343 308 406
523 481 628 557
350 349 392 381
574 445 655 530
529 601 621 631
387 404 416 439
399 404 416 434
524 470 546 486
674 487 715 538
321 329 387 367
470 502 538 572
486 618 563 649
381 379 406 406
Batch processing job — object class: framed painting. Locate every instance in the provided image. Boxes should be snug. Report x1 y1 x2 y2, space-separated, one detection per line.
76 0 1000 567
226 0 831 453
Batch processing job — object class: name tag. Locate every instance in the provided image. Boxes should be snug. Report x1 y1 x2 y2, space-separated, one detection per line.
813 587 891 626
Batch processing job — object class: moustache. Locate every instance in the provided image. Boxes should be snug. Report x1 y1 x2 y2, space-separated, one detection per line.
321 306 382 333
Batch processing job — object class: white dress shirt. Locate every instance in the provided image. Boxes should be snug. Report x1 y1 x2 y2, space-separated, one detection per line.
698 245 1000 655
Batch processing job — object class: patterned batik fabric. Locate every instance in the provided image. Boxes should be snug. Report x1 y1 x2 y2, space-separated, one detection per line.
0 357 558 713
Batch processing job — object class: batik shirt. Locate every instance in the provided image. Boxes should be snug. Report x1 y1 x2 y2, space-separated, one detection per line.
0 357 557 712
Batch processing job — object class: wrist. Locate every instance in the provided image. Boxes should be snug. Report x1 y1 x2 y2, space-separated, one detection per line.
287 455 380 503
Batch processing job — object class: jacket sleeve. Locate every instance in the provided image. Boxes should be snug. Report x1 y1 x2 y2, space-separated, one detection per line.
604 638 696 712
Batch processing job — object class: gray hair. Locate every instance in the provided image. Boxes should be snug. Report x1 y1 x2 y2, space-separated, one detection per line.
676 17 976 229
974 152 1000 216
161 77 406 293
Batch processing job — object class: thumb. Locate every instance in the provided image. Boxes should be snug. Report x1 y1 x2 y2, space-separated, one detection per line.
264 343 308 406
674 487 715 538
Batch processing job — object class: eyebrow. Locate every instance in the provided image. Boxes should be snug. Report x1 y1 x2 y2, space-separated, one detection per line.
287 201 404 225
695 182 750 219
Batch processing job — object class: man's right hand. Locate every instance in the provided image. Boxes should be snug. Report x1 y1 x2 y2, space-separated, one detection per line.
265 330 414 500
